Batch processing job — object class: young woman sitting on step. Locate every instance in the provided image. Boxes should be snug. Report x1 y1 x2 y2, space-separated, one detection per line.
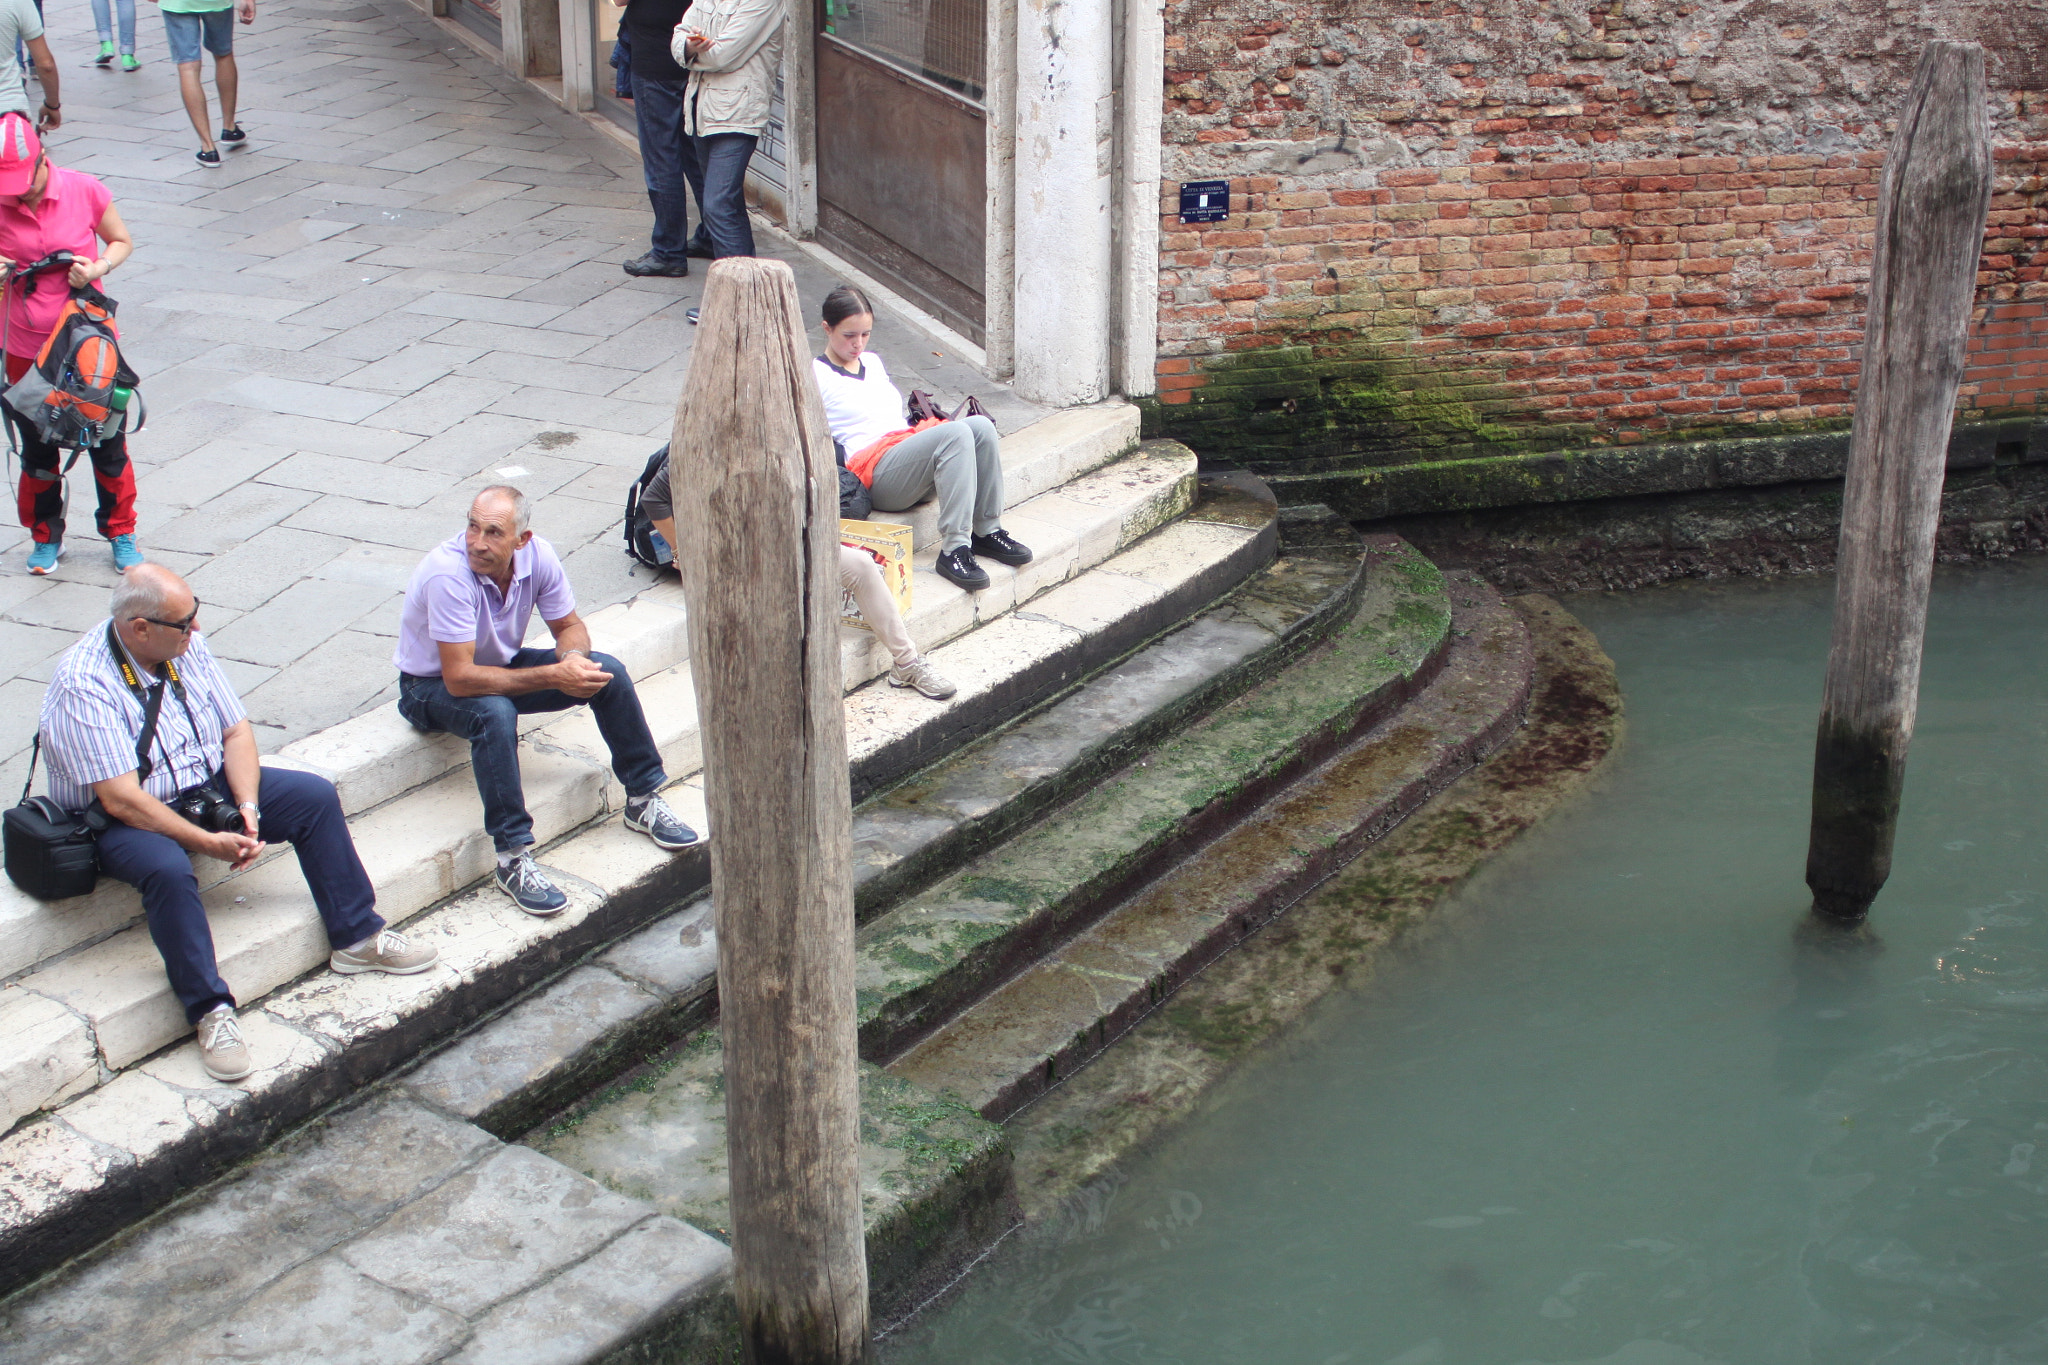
811 284 1031 592
640 450 958 700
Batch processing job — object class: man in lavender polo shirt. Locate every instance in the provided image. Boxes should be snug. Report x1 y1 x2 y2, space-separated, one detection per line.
395 485 698 915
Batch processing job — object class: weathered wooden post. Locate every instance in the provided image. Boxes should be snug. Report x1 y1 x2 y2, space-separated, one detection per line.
1807 41 1993 921
670 257 871 1362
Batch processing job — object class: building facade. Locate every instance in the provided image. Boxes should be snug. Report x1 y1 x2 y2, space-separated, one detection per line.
420 0 2048 509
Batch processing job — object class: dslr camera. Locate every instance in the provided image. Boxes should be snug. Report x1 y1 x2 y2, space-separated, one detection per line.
173 782 244 834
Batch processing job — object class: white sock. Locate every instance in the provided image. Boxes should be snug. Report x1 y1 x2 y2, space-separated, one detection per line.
497 849 524 869
344 932 379 954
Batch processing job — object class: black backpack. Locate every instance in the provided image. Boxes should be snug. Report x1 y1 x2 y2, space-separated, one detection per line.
624 444 673 570
627 443 873 570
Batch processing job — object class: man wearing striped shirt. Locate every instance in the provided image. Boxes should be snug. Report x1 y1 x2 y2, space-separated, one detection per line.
38 564 437 1083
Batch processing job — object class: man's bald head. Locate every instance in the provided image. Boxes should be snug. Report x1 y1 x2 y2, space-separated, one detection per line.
110 562 198 666
110 562 192 623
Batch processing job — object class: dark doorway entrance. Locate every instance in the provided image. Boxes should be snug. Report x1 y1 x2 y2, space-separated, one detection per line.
815 0 986 343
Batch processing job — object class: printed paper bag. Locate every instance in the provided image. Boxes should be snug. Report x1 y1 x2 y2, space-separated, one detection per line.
838 519 913 632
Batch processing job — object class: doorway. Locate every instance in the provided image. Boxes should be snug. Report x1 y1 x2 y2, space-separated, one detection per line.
814 0 986 343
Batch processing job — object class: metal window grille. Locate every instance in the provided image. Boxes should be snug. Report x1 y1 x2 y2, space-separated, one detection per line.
821 0 984 102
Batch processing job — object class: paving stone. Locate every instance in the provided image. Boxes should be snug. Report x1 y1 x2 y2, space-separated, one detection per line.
282 493 472 552
370 374 524 436
184 525 355 612
405 964 657 1122
336 1144 648 1317
597 897 718 997
206 577 388 668
144 481 322 557
217 373 396 422
237 628 405 738
150 1254 469 1365
446 1215 731 1365
4 581 117 633
255 450 451 506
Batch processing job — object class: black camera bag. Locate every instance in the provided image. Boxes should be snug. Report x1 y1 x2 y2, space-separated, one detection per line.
4 654 170 900
3 780 97 899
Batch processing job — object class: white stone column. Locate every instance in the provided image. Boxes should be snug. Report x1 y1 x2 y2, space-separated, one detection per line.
1116 0 1163 397
1011 0 1115 406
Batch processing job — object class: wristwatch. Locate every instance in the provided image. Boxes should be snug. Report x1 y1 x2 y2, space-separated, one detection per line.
238 801 260 823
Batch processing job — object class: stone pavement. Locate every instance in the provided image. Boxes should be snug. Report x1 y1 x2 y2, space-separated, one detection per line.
0 0 1043 796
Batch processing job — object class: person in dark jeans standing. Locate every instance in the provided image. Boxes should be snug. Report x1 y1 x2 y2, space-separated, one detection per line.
614 0 711 276
674 0 780 260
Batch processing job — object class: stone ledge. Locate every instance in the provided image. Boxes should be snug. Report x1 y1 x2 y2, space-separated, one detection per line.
1263 414 2043 521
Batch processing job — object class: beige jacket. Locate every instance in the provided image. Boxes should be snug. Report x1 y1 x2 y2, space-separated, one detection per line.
672 0 783 137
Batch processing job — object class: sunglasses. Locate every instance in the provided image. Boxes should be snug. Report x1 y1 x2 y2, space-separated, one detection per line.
141 604 200 634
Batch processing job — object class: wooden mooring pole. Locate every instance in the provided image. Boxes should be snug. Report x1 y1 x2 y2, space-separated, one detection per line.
1807 41 1993 921
670 257 870 1363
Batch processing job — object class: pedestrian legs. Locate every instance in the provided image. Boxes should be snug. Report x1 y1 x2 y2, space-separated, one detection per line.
694 131 759 257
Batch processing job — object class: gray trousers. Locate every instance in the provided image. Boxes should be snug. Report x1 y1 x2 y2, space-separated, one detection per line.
866 415 1003 553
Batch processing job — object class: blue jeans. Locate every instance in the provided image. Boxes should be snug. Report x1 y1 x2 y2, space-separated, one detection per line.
96 767 384 1025
92 0 134 52
396 649 667 854
631 76 708 261
694 131 758 257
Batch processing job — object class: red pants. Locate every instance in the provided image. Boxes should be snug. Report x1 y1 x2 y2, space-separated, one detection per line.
6 350 136 544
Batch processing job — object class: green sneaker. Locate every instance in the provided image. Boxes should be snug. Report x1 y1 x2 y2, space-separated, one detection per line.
95 39 114 66
120 53 139 72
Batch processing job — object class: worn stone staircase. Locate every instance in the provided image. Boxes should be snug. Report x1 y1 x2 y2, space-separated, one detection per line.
0 454 1536 1363
0 402 1218 1277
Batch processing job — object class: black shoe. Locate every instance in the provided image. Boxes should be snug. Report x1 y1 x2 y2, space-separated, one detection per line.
623 251 689 278
935 546 989 591
219 124 246 144
195 147 221 168
971 529 1033 566
686 308 700 325
685 238 716 260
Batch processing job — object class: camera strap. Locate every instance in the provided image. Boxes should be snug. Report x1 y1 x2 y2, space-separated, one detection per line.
104 622 183 784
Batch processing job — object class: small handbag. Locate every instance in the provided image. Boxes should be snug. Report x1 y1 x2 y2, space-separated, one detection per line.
906 390 990 426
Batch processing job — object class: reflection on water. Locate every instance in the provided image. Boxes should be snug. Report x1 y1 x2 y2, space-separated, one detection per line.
880 562 2048 1365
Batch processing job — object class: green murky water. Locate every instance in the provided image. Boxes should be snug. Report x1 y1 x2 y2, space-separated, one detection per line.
880 561 2048 1365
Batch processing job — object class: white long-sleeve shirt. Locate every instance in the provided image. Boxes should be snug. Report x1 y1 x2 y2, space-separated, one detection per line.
812 351 907 456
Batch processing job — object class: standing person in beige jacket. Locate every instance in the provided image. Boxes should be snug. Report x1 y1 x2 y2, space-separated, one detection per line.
673 0 780 320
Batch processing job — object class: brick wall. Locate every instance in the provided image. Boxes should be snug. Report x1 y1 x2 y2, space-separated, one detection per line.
1149 0 2048 480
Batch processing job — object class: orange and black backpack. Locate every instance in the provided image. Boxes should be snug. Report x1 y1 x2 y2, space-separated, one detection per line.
4 272 141 452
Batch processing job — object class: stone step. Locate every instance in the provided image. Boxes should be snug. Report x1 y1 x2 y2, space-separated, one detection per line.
0 1077 1005 1365
0 471 1275 1296
887 573 1533 1120
0 429 1175 1006
850 535 1461 1068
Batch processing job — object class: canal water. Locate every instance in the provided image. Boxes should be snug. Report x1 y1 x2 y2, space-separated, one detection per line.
880 560 2048 1365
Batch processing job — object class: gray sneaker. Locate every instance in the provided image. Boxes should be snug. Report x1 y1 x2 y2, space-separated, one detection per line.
887 658 957 700
495 851 569 915
196 1005 253 1082
625 793 701 851
330 928 438 975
